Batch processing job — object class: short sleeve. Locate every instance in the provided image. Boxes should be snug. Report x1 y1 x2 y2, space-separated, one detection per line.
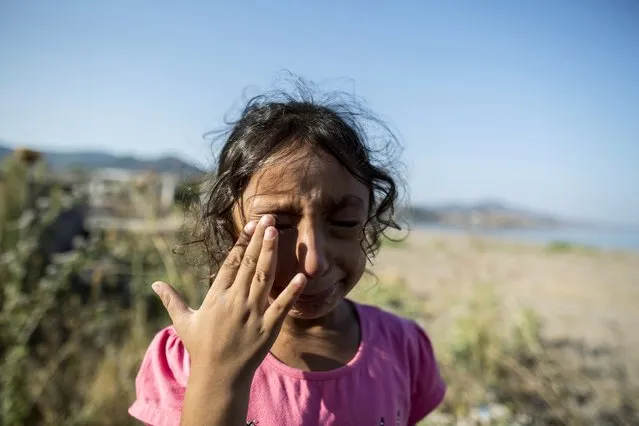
407 321 447 425
128 326 190 426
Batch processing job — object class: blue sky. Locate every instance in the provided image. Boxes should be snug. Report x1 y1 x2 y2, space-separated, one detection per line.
1 0 638 225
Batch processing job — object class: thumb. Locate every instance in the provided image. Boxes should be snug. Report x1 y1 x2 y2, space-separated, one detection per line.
152 281 191 331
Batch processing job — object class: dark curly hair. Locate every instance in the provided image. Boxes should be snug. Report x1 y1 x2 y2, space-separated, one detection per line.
185 77 405 281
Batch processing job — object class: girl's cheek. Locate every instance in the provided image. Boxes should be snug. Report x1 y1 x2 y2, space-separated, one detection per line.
345 241 367 279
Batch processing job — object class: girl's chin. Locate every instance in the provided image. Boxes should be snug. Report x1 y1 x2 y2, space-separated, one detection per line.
285 301 339 320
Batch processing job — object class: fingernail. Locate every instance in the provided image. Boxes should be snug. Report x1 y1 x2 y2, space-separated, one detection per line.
244 221 257 234
264 227 277 240
151 282 160 294
293 273 306 287
259 214 274 226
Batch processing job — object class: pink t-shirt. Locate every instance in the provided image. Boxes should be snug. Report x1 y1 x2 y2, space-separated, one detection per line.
129 301 446 426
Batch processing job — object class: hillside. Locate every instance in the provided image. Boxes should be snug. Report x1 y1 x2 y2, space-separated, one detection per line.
401 200 565 229
0 142 205 178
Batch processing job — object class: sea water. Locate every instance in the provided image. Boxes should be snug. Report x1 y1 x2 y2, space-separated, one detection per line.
415 224 639 253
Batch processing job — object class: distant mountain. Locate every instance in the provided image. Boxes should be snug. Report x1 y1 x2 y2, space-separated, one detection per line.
0 145 11 159
0 142 205 178
401 200 565 230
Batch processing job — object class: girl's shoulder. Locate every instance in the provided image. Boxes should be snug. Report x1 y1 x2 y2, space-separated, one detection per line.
141 325 190 379
353 301 447 422
354 300 433 345
353 300 440 366
128 326 189 426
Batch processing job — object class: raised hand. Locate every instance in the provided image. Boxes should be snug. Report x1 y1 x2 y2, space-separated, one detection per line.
150 214 306 426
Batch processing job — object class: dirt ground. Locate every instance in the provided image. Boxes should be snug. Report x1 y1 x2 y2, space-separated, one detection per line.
368 228 639 383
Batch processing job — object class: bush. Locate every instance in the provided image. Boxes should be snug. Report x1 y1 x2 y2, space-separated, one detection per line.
0 156 201 425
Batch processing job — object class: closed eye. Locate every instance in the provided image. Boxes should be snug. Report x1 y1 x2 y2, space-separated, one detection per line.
275 221 295 231
272 215 297 231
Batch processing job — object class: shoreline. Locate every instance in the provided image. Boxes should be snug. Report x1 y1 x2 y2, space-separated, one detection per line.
398 223 639 254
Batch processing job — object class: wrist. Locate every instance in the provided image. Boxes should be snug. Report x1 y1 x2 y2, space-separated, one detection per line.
188 363 254 390
181 369 253 426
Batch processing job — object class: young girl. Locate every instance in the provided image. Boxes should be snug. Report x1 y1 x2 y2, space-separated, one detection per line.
129 81 446 426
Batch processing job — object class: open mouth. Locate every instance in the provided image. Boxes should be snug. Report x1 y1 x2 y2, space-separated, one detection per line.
271 283 338 304
295 285 337 302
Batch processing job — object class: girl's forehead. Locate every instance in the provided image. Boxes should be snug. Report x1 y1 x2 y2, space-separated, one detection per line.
242 150 369 204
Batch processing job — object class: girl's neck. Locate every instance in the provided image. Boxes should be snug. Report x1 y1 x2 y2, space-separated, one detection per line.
279 299 357 338
270 299 362 372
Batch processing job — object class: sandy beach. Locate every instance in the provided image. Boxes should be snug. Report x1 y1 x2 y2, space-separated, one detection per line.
366 228 639 383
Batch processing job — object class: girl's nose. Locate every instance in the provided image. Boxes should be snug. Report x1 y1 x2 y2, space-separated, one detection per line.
296 226 329 279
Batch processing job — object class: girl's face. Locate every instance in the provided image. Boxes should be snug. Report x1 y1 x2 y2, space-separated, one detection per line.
233 147 369 320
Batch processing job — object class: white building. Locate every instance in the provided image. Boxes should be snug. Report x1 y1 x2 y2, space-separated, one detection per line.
86 168 179 215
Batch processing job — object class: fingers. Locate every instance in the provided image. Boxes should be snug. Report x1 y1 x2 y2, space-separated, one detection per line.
152 281 191 333
211 220 257 290
248 225 278 311
232 215 275 297
263 273 306 333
